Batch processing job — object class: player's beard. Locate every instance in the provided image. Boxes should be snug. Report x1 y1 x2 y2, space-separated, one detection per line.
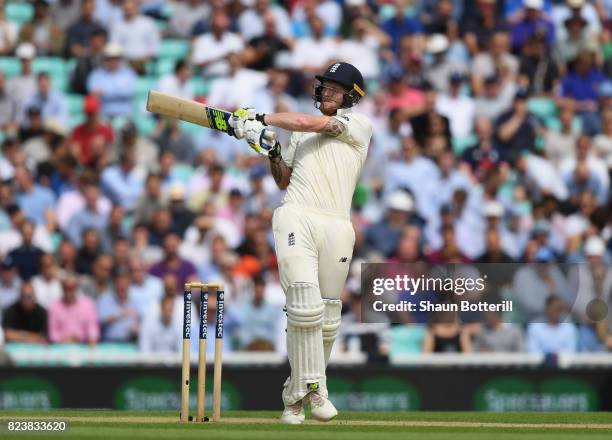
320 99 340 116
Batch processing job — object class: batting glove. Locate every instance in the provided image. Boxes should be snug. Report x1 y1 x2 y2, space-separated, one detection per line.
244 120 277 157
234 107 267 125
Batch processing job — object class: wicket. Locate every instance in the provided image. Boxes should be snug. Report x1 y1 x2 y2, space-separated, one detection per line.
180 282 225 423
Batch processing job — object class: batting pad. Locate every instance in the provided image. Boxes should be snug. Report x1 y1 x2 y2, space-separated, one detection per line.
322 299 342 366
283 282 325 405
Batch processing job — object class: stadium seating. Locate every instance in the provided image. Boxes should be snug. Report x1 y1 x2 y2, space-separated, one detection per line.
5 2 33 25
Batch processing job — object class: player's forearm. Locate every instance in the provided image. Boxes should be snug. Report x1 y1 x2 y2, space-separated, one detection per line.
264 112 330 133
269 157 291 190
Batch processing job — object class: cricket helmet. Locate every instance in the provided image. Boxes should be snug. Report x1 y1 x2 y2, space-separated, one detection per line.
313 62 365 109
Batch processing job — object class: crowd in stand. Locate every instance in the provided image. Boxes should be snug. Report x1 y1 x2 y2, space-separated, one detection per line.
0 0 611 360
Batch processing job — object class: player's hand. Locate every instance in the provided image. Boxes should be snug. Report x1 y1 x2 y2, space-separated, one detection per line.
229 107 257 139
234 107 267 125
244 120 277 157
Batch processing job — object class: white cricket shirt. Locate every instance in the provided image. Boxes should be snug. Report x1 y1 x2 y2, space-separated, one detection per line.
281 109 372 218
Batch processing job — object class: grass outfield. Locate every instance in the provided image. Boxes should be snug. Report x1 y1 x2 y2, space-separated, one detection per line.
1 410 611 439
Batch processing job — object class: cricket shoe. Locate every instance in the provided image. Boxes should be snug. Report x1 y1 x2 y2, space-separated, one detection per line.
307 390 338 422
280 400 305 424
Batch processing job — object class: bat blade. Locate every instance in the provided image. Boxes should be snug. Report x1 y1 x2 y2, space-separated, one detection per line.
146 90 211 127
146 91 235 135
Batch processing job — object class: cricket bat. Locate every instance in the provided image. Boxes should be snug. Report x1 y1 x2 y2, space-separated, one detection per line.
146 90 233 134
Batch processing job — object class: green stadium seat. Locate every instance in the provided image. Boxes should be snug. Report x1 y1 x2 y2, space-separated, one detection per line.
191 77 210 97
180 120 201 136
135 115 155 136
53 75 68 92
156 58 176 76
389 325 426 356
67 94 84 115
70 112 85 128
5 2 34 24
527 97 557 120
0 56 21 77
159 39 190 60
111 115 129 132
452 133 477 155
32 57 67 77
135 76 157 98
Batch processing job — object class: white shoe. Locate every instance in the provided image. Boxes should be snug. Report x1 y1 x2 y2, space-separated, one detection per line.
280 400 305 424
308 390 338 422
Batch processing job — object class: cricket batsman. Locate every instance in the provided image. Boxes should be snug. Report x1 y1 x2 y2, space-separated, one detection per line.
229 62 372 424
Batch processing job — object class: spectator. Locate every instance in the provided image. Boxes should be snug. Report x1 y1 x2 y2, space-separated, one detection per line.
364 191 423 257
64 0 105 58
474 309 523 352
22 72 69 130
70 28 107 95
559 134 609 195
291 15 337 74
471 32 519 94
87 42 137 118
7 43 37 114
382 65 426 113
32 253 63 308
512 248 572 322
477 224 515 264
0 204 52 256
50 0 81 31
66 183 107 247
191 9 244 78
149 232 197 287
128 257 164 319
460 117 503 179
110 0 160 74
167 185 195 237
593 106 612 169
560 50 605 134
494 88 540 165
424 34 466 93
166 0 210 39
18 0 65 55
56 238 78 273
544 105 579 166
133 173 163 227
569 236 612 351
138 294 181 352
8 220 44 280
100 146 145 212
156 60 194 101
0 257 21 326
97 269 140 342
408 85 451 156
100 205 127 252
381 0 423 55
79 253 114 298
0 74 20 136
422 307 472 352
0 5 17 55
517 32 559 95
527 295 577 353
238 0 292 42
237 275 281 350
2 282 47 343
75 228 103 274
48 273 99 344
473 74 516 121
510 0 555 53
435 73 475 138
555 14 598 69
243 12 292 72
71 95 114 167
152 119 196 164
